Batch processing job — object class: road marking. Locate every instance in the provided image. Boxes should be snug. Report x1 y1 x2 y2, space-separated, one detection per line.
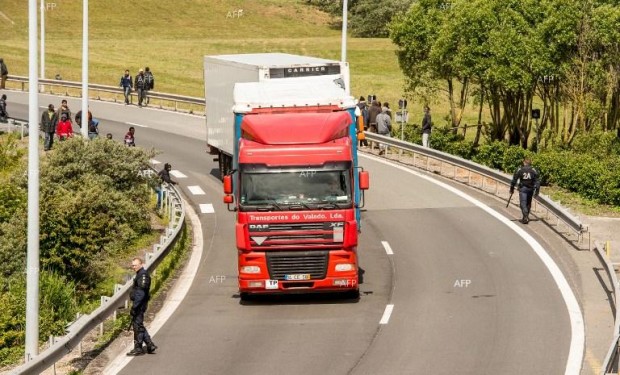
188 185 205 195
381 241 394 255
379 304 394 324
363 154 585 375
170 170 187 178
150 159 161 165
125 121 148 128
199 204 214 213
585 348 601 374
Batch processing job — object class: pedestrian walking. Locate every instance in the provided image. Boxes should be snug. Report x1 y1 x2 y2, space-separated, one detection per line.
127 257 158 356
124 126 136 147
40 104 59 151
0 94 8 122
0 58 8 89
422 105 432 148
135 69 147 107
509 157 540 224
144 67 154 105
376 106 392 155
120 70 133 105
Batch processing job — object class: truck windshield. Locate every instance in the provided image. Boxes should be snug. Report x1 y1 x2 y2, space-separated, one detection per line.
239 163 352 210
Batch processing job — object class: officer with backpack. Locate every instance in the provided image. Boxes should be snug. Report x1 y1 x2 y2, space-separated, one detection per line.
144 67 154 106
510 157 541 224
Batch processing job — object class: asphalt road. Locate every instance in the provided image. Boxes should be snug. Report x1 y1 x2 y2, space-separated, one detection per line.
7 95 578 374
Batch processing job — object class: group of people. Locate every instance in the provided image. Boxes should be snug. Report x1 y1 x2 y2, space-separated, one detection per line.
120 67 155 107
39 99 138 150
356 96 433 151
39 99 102 150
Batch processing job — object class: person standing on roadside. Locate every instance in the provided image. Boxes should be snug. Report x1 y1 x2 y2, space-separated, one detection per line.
120 70 133 105
356 96 369 148
156 163 177 209
421 105 432 148
0 58 8 89
510 157 540 224
57 99 73 128
144 67 154 106
0 94 8 122
376 106 392 155
40 104 58 151
135 69 147 107
127 257 158 356
56 113 73 140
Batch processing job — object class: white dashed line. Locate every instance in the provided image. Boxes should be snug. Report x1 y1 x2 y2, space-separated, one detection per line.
379 304 394 324
188 185 206 195
150 159 162 165
199 204 215 214
382 241 394 255
170 170 187 178
126 122 149 128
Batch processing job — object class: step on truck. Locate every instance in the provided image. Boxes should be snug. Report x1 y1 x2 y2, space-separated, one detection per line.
204 53 369 299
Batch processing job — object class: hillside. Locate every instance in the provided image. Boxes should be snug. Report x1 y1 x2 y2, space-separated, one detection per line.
0 0 409 118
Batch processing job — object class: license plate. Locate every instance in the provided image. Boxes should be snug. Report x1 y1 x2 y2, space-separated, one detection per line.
266 280 279 289
284 274 311 281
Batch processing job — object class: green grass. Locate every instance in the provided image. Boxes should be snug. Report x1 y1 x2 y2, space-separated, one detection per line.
0 0 489 126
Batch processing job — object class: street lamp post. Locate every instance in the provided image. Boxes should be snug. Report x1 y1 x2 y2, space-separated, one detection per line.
26 0 41 362
81 0 88 139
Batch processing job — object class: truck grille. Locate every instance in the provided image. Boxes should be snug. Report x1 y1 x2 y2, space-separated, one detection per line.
266 251 328 280
248 222 344 249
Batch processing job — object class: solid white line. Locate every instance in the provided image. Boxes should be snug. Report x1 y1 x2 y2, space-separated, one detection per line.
102 200 204 374
125 121 148 128
381 241 394 255
379 304 394 325
361 154 585 375
187 185 206 195
170 170 187 178
150 159 161 165
199 204 215 214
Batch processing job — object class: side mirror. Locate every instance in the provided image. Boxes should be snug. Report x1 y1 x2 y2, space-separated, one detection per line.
223 175 232 194
223 194 234 204
359 171 369 190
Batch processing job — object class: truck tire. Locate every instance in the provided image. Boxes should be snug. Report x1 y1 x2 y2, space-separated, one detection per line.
218 154 225 181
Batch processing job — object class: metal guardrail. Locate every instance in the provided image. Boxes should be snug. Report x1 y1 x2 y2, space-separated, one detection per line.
6 75 205 114
594 240 620 375
364 132 586 238
9 178 185 375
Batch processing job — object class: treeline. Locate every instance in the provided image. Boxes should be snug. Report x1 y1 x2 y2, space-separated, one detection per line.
309 0 620 150
0 135 156 365
389 0 620 149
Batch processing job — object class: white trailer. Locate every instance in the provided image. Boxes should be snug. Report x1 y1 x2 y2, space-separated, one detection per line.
203 53 350 176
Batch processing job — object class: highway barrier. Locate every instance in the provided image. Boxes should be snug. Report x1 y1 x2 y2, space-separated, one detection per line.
9 176 185 375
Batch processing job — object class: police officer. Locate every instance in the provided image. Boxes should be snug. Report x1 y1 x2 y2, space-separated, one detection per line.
127 257 158 356
510 157 540 224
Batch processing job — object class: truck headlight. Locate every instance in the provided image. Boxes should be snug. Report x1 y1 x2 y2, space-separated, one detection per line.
240 265 261 274
335 263 355 272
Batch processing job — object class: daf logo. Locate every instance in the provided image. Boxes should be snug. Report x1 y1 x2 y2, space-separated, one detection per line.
249 224 269 230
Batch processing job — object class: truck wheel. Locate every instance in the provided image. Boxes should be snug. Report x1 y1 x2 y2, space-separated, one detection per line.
240 292 253 302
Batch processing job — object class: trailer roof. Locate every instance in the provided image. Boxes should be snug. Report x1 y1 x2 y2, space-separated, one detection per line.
233 77 356 112
205 53 339 67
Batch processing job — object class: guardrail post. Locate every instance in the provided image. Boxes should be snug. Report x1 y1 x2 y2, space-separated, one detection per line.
48 335 57 375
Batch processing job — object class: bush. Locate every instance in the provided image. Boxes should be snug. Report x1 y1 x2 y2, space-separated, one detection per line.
0 271 77 366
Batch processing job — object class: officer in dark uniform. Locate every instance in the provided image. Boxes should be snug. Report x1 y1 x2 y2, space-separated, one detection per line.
510 157 540 224
127 257 158 356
